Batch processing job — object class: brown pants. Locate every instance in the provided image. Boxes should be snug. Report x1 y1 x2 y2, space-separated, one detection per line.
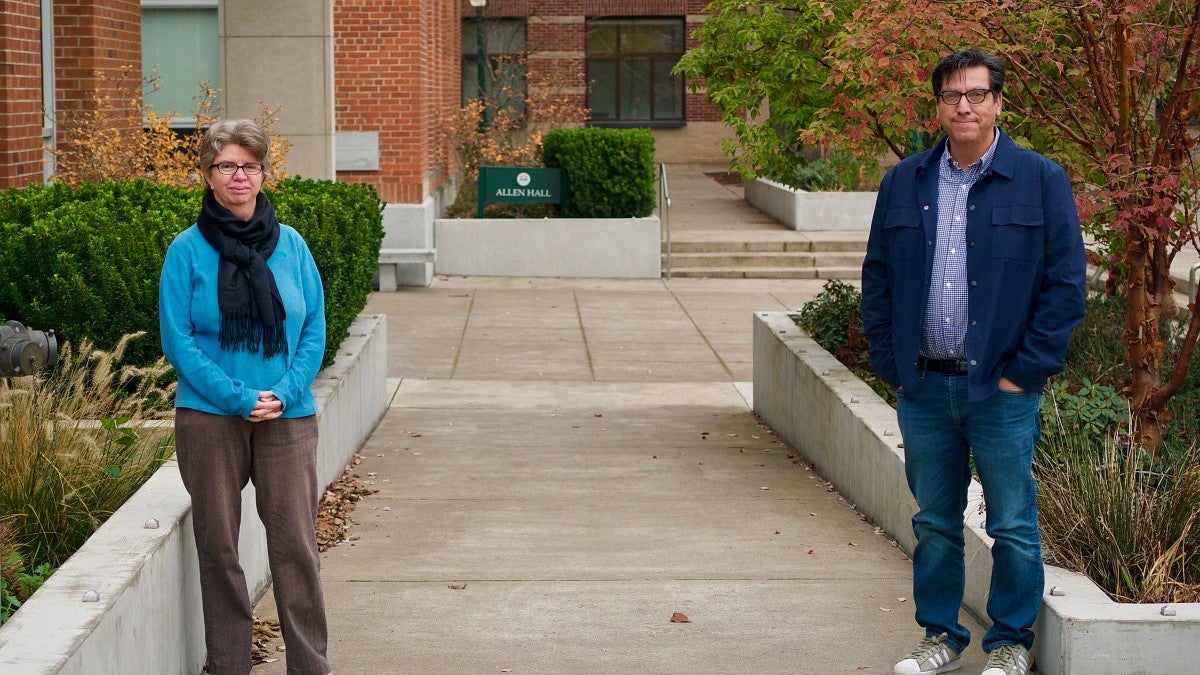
175 408 330 675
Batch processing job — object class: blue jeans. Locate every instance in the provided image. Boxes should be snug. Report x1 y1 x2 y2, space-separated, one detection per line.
897 370 1043 653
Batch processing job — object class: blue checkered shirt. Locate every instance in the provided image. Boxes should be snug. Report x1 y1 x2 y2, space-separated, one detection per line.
921 134 1000 359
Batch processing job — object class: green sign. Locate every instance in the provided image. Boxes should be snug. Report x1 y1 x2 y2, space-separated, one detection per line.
477 166 564 217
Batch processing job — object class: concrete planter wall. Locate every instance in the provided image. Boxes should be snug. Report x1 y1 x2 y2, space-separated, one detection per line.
0 314 389 675
744 177 876 231
752 311 1200 675
434 216 661 278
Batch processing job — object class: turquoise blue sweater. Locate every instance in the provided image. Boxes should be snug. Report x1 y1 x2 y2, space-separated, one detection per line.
159 223 326 419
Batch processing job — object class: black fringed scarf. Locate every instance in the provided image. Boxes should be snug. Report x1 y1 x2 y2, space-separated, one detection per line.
196 190 289 359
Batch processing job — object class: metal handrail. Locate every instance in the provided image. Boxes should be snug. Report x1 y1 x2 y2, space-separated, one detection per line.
659 162 672 279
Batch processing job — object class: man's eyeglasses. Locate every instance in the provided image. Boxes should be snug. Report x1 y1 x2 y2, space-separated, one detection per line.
209 161 265 176
936 88 993 106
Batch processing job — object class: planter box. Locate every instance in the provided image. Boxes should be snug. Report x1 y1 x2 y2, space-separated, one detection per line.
744 177 876 231
0 314 390 675
752 311 1200 675
434 216 661 278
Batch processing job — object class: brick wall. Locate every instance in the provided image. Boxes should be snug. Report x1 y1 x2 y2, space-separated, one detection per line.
335 0 460 205
480 0 721 125
53 0 141 120
52 0 143 175
0 0 45 188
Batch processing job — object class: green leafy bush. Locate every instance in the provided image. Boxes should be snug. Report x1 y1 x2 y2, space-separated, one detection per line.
542 127 655 218
267 178 384 367
0 179 383 368
766 148 883 192
1053 291 1199 462
0 181 198 366
1041 378 1129 439
1 551 55 625
792 279 894 403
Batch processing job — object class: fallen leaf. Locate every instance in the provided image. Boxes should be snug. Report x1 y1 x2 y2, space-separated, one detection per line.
880 607 892 612
448 583 467 590
670 612 691 623
315 455 379 552
808 549 814 554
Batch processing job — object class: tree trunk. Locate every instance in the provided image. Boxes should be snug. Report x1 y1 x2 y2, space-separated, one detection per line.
1124 216 1167 455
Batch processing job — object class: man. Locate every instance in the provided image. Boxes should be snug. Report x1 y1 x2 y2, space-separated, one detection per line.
861 49 1086 675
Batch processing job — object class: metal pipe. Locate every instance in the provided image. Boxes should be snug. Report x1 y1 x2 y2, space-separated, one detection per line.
660 163 671 279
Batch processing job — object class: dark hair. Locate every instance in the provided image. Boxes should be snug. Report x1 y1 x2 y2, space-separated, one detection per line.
931 49 1005 96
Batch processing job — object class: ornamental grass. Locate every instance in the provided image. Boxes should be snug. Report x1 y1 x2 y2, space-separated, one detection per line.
1035 431 1200 603
0 332 174 624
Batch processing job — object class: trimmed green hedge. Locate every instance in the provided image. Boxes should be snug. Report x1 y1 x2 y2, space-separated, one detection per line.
542 127 656 218
0 179 383 368
267 178 385 367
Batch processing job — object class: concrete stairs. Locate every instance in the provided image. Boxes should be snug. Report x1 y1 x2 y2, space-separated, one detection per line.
661 231 868 279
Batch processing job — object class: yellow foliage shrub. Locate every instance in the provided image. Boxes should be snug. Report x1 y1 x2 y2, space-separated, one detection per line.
53 66 292 188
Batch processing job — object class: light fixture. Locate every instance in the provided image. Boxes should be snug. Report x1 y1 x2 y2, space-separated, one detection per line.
467 0 486 8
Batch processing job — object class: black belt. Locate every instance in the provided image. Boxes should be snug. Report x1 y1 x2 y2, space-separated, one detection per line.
918 356 968 375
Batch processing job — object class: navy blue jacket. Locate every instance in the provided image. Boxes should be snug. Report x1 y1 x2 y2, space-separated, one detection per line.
860 130 1087 402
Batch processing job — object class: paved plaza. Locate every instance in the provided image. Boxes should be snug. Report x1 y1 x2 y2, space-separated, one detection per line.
250 164 998 673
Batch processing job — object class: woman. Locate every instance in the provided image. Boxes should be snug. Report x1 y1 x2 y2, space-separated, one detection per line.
159 119 331 675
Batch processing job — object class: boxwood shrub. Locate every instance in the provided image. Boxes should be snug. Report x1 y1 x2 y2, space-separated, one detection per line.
542 127 656 218
0 178 383 369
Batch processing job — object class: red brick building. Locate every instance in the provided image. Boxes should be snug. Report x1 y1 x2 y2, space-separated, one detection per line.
0 0 143 189
1 0 728 212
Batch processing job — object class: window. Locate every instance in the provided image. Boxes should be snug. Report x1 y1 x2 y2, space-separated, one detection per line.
586 18 684 125
141 1 219 127
462 18 526 117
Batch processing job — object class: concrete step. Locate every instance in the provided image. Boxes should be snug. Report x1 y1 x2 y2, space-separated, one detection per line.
665 252 817 267
664 266 863 280
666 267 818 279
663 238 869 254
664 240 809 253
661 232 867 278
662 251 866 269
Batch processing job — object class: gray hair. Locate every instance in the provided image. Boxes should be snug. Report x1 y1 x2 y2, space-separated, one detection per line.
199 118 271 176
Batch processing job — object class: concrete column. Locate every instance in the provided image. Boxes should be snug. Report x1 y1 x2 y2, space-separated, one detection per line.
220 0 334 180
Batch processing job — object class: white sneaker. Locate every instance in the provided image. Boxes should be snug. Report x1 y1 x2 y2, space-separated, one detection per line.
893 632 963 675
981 644 1031 675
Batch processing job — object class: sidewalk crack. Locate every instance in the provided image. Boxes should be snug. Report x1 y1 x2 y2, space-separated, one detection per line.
573 289 596 380
449 289 475 379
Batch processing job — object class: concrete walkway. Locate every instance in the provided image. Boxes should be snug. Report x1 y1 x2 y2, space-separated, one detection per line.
248 165 996 674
